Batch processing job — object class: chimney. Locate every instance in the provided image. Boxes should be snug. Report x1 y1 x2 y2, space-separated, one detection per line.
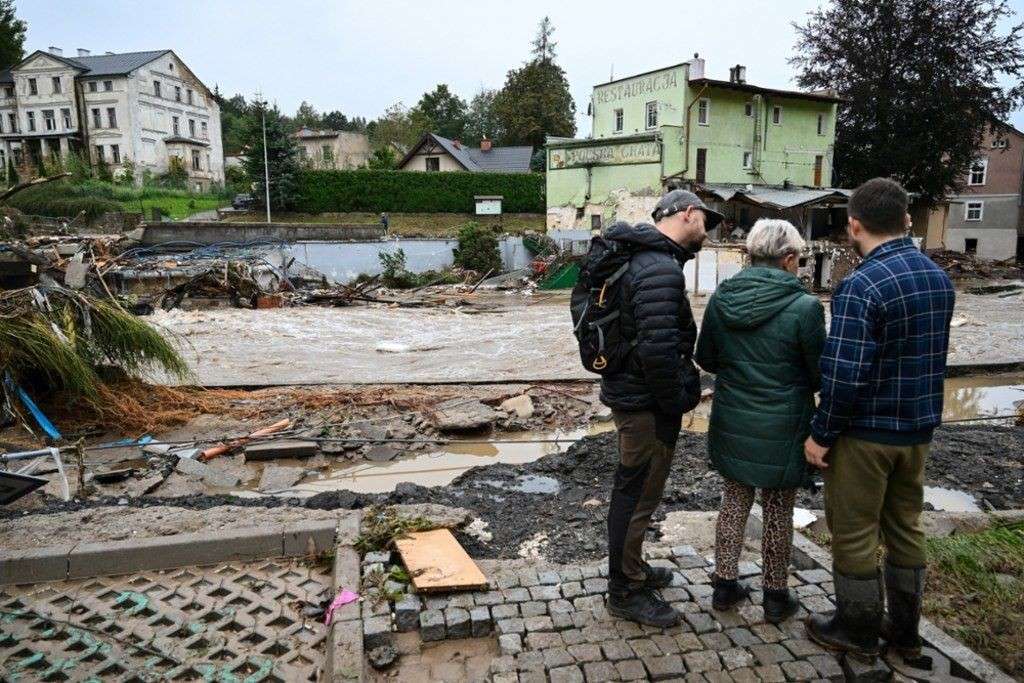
452 139 461 149
480 137 492 152
77 48 90 57
48 46 63 57
104 51 114 55
731 64 747 84
688 53 705 81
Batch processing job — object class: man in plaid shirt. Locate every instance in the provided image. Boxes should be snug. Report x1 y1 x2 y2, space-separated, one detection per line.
803 179 955 662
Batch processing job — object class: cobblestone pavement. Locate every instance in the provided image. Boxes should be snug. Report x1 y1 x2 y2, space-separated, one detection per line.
361 544 970 682
0 558 330 681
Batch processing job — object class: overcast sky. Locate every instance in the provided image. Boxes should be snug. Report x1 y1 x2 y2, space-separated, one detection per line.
19 0 1024 134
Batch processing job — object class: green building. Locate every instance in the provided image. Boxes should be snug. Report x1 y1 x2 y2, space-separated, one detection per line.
546 56 842 231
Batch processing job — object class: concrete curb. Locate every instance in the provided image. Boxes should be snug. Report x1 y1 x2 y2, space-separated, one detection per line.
0 519 339 585
324 512 364 682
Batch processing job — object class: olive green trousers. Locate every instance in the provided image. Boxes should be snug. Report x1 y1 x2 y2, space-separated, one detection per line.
822 436 928 577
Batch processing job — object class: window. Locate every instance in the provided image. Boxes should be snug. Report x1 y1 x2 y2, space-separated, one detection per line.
103 80 112 92
61 108 71 129
51 76 61 94
425 156 440 171
696 147 707 183
298 146 308 158
322 145 334 162
697 98 709 125
28 78 37 95
591 214 603 230
88 81 98 93
3 86 12 98
964 238 978 255
25 111 34 132
742 151 753 169
744 101 753 117
172 116 180 135
153 80 162 97
992 138 1008 149
111 144 120 164
969 158 988 185
188 119 196 137
646 101 658 129
7 112 16 132
817 114 825 135
965 201 984 221
201 121 208 138
107 107 117 128
42 109 55 131
614 108 623 132
94 145 104 161
191 149 201 171
814 155 824 186
187 89 193 105
772 105 782 125
174 86 181 102
91 108 101 128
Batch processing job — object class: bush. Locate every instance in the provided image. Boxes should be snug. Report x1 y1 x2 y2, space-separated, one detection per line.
454 222 502 274
295 169 544 213
5 182 121 221
376 248 463 288
159 156 189 189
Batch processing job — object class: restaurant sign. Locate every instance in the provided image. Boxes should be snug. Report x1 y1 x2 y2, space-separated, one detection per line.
549 141 661 169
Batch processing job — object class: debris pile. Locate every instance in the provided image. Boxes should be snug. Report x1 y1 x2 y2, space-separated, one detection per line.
927 249 1023 281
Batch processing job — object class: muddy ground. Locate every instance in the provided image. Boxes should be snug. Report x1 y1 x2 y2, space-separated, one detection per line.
7 424 1021 565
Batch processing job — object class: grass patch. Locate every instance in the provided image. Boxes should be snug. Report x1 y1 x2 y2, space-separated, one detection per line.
121 195 227 220
924 521 1024 678
222 211 544 237
355 506 436 554
4 180 230 222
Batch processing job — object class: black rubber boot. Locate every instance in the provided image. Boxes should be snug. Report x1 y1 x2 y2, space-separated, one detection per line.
642 563 674 589
806 572 882 659
608 586 681 628
882 563 925 659
763 588 799 624
711 574 751 611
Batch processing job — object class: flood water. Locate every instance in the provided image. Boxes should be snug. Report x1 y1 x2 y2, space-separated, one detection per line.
943 373 1024 423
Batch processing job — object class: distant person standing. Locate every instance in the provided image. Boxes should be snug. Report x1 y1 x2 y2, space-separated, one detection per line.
380 212 390 234
803 178 955 660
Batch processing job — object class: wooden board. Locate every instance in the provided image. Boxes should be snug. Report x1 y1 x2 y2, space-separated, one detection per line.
394 528 488 593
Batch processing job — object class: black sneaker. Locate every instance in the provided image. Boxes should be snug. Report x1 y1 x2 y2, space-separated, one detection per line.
642 563 674 589
608 587 681 628
711 574 751 611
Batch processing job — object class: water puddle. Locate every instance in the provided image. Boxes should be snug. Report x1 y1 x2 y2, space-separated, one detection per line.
924 486 982 513
476 474 562 495
943 373 1024 423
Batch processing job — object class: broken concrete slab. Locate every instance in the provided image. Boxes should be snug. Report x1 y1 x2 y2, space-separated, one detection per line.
258 465 305 492
382 504 473 530
175 455 242 488
500 394 535 419
244 439 318 461
124 473 166 498
64 260 89 289
365 444 401 462
432 399 498 432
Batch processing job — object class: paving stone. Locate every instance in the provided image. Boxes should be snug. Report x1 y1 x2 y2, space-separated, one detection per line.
518 568 540 586
616 659 648 681
446 593 475 609
651 633 680 655
492 674 517 683
700 632 733 650
795 570 832 585
753 664 787 682
684 568 713 583
685 612 720 634
574 595 606 612
550 665 585 683
583 577 609 594
643 654 686 680
363 599 389 618
615 620 644 639
675 632 704 652
475 590 505 606
794 583 824 597
738 604 765 626
671 571 689 586
562 628 586 645
362 550 391 565
470 605 491 637
562 581 585 598
583 623 619 643
583 660 620 682
445 607 471 639
526 631 564 650
779 620 808 641
490 655 517 674
499 633 523 656
781 639 824 658
685 650 723 673
648 546 673 559
720 648 755 670
560 567 584 582
363 615 392 649
530 585 561 601
573 611 597 629
423 595 448 610
629 638 663 658
601 639 634 661
525 615 555 632
820 582 834 595
705 672 736 683
520 600 547 617
493 602 520 620
539 570 562 585
749 643 794 666
569 643 604 663
841 656 892 681
737 562 761 578
672 544 699 557
496 618 526 635
544 647 576 668
516 651 546 672
805 655 843 679
750 623 786 643
394 594 421 632
800 596 835 614
419 609 445 642
685 674 709 683
502 587 531 603
781 660 818 681
497 574 521 589
660 587 691 603
520 672 548 683
687 584 714 600
550 599 575 614
725 627 762 647
581 565 601 579
552 611 575 630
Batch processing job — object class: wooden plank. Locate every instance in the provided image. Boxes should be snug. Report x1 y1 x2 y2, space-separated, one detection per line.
394 529 488 593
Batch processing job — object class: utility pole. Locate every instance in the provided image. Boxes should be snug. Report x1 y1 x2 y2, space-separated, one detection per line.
261 104 271 224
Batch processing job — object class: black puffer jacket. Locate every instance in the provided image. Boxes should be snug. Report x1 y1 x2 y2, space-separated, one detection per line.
598 222 702 417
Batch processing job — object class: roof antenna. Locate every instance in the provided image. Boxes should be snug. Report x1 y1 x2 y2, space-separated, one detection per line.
610 63 614 82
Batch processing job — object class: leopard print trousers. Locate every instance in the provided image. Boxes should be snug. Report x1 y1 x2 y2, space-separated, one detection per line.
714 478 796 590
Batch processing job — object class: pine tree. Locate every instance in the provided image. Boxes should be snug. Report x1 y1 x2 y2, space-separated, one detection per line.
242 101 301 211
464 88 502 145
0 0 26 70
531 16 557 63
411 84 468 140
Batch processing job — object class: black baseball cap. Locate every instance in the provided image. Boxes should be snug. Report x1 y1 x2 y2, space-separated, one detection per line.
652 189 724 228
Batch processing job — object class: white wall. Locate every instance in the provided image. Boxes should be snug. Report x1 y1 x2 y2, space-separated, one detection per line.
945 227 1018 260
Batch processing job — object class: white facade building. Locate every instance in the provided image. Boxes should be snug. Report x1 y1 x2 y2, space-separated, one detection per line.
0 47 224 189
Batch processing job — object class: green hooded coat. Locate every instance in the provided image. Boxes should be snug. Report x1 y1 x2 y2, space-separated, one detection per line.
695 267 826 489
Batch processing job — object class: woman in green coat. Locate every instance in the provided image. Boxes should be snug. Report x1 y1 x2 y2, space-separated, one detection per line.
695 219 826 624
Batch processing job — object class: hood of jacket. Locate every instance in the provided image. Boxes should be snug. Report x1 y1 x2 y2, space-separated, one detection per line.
605 221 694 264
714 266 807 330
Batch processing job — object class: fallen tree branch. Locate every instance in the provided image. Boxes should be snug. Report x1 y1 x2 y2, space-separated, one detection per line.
0 172 72 202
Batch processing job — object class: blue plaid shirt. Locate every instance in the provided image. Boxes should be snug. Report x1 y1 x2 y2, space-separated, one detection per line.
810 237 955 447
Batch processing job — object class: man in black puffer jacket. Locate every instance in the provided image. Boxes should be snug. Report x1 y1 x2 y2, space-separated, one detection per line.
602 189 721 627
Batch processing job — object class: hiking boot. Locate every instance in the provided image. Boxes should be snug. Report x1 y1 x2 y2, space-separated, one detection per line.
763 588 800 624
806 572 882 660
711 574 751 611
608 587 681 628
882 563 925 659
642 563 674 589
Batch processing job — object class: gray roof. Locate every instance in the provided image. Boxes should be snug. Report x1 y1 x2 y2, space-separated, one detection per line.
0 49 170 82
406 133 534 173
699 183 852 209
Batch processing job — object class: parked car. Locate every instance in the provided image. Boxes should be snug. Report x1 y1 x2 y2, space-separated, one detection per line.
232 194 255 210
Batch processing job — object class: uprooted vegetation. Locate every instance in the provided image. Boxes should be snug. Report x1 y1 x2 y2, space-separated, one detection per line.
355 506 437 554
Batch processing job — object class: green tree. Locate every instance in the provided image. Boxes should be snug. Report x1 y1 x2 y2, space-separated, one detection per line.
493 17 576 148
215 88 252 155
411 84 468 140
454 222 502 275
366 146 398 170
5 157 17 185
322 110 367 132
0 0 26 69
293 100 321 130
367 102 425 153
242 101 301 211
791 0 1024 203
464 88 502 145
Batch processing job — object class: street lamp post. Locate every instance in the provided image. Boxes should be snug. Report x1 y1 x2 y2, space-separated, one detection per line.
261 105 271 224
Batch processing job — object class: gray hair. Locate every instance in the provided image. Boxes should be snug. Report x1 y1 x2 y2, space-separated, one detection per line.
746 219 806 266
